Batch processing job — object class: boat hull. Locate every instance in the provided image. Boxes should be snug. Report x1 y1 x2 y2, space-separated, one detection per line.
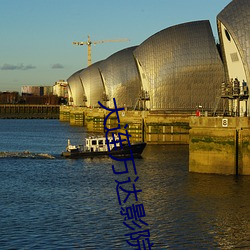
62 142 146 159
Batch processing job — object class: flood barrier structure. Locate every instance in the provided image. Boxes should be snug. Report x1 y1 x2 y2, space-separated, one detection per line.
189 117 250 175
60 107 250 175
59 106 190 144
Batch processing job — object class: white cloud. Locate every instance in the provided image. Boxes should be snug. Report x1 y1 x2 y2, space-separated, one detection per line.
51 63 64 69
1 63 36 70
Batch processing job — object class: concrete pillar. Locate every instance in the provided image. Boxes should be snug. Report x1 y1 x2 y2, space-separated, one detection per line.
189 117 250 175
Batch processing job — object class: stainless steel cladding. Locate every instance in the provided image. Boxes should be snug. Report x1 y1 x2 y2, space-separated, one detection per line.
79 61 104 108
68 21 227 112
99 46 140 109
217 0 250 116
217 0 250 87
67 69 85 106
133 20 225 111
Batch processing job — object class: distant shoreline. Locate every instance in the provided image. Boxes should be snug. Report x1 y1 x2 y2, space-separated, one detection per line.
0 104 59 119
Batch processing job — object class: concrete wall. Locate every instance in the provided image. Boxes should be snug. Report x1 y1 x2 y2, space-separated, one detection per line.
145 114 189 144
60 107 250 175
59 106 190 144
59 105 71 122
189 117 250 175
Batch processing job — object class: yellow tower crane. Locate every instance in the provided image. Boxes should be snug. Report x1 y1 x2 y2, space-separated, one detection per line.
73 35 129 66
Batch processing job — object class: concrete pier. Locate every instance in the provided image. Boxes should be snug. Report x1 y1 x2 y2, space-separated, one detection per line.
189 117 250 175
59 106 190 144
60 106 250 175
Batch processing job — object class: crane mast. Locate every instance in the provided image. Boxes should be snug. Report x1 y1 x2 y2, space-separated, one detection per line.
73 35 129 66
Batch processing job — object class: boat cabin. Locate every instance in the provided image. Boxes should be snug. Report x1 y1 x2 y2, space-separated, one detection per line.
85 135 121 152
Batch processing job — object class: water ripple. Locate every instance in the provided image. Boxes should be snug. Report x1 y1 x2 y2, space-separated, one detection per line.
0 151 55 159
0 121 250 249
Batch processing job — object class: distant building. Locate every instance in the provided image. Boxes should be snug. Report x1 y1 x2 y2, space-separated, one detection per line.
43 86 53 96
21 86 40 96
0 92 19 104
22 95 59 105
20 85 59 105
52 80 68 98
21 86 53 96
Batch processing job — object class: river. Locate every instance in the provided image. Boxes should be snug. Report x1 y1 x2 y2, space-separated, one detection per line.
0 119 249 249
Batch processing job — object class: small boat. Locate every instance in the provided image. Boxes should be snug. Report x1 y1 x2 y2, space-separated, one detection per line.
61 135 146 159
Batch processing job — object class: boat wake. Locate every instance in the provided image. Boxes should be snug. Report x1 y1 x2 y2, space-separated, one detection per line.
0 151 55 159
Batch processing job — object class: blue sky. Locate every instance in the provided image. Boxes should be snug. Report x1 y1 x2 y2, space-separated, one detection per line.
0 0 231 92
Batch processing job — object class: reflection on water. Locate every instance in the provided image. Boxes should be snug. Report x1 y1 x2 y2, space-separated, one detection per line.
137 145 250 249
0 120 250 249
186 174 250 249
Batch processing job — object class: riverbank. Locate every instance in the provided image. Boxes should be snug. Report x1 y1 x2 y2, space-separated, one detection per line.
0 104 59 119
